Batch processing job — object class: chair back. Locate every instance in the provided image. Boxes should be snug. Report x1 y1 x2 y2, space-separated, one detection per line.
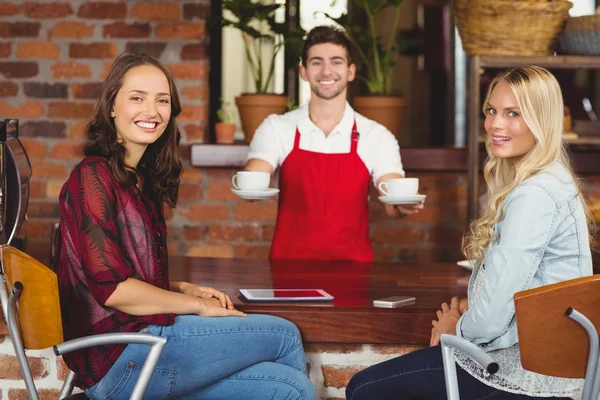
0 244 64 349
514 275 600 378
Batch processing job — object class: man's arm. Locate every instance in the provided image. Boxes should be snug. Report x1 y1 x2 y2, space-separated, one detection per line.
243 158 274 174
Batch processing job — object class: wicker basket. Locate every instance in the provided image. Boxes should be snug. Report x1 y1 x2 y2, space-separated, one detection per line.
558 15 600 55
454 0 572 56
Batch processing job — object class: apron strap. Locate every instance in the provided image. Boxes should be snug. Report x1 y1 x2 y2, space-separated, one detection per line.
293 126 301 150
350 119 359 154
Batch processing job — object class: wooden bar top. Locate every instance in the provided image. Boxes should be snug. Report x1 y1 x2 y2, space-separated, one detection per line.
168 258 471 345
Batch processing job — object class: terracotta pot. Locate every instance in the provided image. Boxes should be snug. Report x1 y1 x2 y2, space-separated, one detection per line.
235 94 288 143
352 96 408 139
215 122 236 144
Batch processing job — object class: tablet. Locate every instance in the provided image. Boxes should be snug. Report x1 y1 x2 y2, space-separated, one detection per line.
239 289 334 302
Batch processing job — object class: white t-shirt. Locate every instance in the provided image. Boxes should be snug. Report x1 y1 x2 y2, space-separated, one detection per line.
247 102 405 185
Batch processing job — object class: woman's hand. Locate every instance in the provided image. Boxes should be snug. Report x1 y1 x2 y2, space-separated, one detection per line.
432 297 462 335
197 298 247 318
384 203 424 218
182 284 234 310
429 297 467 346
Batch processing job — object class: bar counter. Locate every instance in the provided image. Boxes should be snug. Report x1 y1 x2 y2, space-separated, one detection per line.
168 257 471 345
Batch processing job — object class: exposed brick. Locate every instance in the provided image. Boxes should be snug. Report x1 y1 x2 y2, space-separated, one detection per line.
46 180 64 198
57 357 70 381
0 42 10 58
100 61 112 79
396 247 453 263
51 62 91 79
19 138 47 158
409 204 463 224
72 82 103 99
50 21 94 39
131 3 180 20
0 100 44 118
49 140 83 159
20 121 66 138
233 245 270 259
0 354 48 379
373 245 398 262
103 22 151 38
208 225 259 242
181 84 207 100
234 203 277 222
179 104 206 122
16 41 59 59
23 82 68 98
184 225 206 240
0 62 38 78
304 343 363 354
26 201 60 218
180 205 229 221
205 169 235 181
23 240 51 258
371 344 424 355
9 388 60 400
186 245 233 258
0 2 20 16
69 121 88 138
261 224 275 241
48 102 94 119
177 182 203 202
183 3 210 20
180 168 202 182
0 81 17 97
156 23 205 39
322 366 365 389
29 181 46 198
183 124 206 141
29 160 68 179
428 227 465 249
24 2 72 19
70 42 117 59
125 42 167 58
181 43 206 60
372 225 426 245
78 2 126 19
0 22 40 38
207 182 236 200
168 63 207 80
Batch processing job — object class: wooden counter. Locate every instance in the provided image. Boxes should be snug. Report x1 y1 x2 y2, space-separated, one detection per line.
168 257 471 345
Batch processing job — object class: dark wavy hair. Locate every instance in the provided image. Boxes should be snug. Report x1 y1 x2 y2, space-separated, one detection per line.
84 52 183 207
301 26 352 67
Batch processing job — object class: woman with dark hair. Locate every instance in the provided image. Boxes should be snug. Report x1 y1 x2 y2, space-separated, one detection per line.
52 52 315 400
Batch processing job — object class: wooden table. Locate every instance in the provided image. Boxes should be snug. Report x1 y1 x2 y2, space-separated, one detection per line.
168 258 471 345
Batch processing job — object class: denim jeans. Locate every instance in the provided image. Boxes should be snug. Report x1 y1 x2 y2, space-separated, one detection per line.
346 346 570 400
85 314 316 400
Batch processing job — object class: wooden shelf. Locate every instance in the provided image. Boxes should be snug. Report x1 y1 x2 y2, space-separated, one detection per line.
477 135 600 147
478 55 600 69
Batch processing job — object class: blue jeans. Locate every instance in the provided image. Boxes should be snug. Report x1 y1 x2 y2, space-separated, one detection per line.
85 314 316 400
346 346 568 400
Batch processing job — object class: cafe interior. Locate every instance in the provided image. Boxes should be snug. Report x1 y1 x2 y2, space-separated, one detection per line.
0 0 600 399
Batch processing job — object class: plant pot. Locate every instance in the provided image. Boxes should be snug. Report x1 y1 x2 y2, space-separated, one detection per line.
353 96 408 139
215 122 236 144
235 94 288 144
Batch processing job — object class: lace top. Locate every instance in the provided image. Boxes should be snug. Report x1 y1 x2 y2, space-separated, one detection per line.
454 266 584 397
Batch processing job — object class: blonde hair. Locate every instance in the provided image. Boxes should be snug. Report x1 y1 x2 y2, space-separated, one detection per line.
463 66 593 265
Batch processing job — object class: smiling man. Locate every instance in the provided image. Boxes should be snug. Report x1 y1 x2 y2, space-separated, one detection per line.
242 26 423 262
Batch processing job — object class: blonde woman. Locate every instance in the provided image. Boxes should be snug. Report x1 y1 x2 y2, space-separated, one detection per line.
346 66 593 400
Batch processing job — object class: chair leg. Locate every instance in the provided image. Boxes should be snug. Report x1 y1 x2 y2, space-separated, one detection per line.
58 370 76 399
566 308 599 400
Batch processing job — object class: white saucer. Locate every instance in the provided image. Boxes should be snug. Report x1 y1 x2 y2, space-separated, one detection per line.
378 194 426 205
456 260 476 271
231 188 280 200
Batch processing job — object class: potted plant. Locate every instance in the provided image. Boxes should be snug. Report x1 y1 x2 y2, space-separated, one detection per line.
326 0 408 138
216 99 237 144
221 0 305 143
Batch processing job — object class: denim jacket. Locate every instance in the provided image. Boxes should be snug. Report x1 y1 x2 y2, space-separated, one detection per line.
456 162 593 351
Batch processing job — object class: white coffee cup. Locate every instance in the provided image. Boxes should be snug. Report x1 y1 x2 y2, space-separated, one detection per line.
378 178 419 197
232 171 270 191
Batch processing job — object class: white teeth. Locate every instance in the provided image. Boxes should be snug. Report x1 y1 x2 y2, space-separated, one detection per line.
493 137 510 142
320 80 335 85
136 122 157 129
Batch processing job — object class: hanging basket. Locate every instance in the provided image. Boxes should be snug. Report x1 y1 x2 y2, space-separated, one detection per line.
454 0 572 56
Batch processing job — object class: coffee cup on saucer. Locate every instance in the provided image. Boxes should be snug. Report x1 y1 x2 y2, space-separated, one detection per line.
232 171 270 191
378 178 419 197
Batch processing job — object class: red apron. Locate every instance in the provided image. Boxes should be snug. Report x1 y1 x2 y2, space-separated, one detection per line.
269 119 373 262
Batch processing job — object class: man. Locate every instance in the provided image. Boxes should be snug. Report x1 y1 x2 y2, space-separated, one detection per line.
242 25 423 262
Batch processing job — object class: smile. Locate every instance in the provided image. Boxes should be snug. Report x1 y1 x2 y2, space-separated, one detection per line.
135 121 158 131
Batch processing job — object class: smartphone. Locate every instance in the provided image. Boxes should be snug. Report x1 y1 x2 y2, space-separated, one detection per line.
373 296 416 308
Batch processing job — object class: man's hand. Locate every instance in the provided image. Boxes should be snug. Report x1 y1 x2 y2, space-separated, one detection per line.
384 203 424 218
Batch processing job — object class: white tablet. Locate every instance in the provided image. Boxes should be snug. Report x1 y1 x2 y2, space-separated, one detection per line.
239 289 334 302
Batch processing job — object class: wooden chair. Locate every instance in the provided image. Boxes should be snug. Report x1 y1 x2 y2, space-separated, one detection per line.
441 275 600 400
0 245 167 400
